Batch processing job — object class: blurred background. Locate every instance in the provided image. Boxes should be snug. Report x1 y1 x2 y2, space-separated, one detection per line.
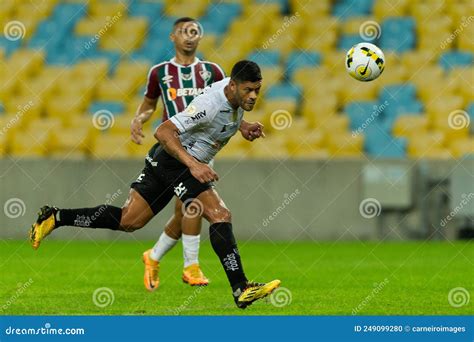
0 0 472 242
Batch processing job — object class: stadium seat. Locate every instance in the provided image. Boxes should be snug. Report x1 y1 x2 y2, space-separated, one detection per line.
286 51 321 79
439 51 474 71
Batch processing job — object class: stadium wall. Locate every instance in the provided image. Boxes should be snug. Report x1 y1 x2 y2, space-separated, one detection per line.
0 158 472 241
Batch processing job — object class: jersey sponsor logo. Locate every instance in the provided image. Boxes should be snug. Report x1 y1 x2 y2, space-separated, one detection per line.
184 110 207 124
167 87 205 101
162 75 173 84
199 69 211 82
174 182 187 198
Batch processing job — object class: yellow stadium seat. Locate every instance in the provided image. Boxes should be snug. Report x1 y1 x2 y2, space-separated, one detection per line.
91 134 132 159
4 96 42 123
72 59 110 80
410 2 445 21
293 65 330 84
100 34 141 53
7 49 45 77
27 117 62 133
247 135 289 159
108 115 135 135
341 17 376 34
0 133 7 156
51 126 94 157
261 100 298 132
10 129 52 157
401 50 436 70
113 18 147 37
432 117 470 141
340 79 379 103
407 131 446 157
374 0 408 19
96 78 138 102
165 1 207 17
75 17 110 36
129 133 157 158
374 64 407 87
450 67 474 103
45 95 88 122
300 31 337 53
449 138 474 158
115 60 150 79
316 114 350 135
326 133 364 158
293 0 331 16
301 95 338 127
286 128 325 155
393 115 429 138
89 2 127 18
426 96 465 121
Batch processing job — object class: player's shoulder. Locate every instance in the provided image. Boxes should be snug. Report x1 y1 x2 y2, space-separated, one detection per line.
148 60 170 74
200 60 225 73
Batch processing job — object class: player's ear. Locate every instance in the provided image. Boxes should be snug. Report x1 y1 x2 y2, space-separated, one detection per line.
229 79 237 91
170 32 175 43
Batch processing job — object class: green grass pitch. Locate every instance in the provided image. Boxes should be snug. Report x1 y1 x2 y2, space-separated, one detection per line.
0 240 472 315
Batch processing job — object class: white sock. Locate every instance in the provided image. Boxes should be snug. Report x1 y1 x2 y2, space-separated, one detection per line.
182 234 200 268
150 232 178 262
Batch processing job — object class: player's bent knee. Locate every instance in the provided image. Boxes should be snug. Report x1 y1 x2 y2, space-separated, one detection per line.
119 217 146 232
204 206 231 223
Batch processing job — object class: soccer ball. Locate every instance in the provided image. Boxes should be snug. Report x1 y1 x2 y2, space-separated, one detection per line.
345 42 385 81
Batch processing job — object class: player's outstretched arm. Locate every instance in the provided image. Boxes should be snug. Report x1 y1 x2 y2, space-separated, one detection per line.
155 121 219 183
131 96 157 144
239 120 265 141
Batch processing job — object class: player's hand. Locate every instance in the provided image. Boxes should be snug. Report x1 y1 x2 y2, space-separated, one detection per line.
190 161 219 183
240 121 265 141
131 117 145 145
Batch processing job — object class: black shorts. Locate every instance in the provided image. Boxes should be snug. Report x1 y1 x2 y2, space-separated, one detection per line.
131 147 213 215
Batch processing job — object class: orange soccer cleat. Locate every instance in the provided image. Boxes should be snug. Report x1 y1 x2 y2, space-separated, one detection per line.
142 249 160 292
182 264 209 286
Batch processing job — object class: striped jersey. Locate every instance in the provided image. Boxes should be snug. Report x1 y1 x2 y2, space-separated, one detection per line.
144 57 225 121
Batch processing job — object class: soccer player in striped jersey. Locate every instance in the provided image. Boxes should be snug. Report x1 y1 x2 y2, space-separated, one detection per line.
130 17 224 290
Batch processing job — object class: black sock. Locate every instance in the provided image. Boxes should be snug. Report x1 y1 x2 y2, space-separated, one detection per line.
55 205 122 230
209 222 247 290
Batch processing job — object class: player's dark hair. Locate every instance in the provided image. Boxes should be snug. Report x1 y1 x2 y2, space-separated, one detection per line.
230 60 262 83
173 17 196 27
